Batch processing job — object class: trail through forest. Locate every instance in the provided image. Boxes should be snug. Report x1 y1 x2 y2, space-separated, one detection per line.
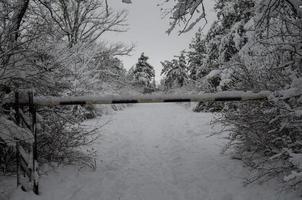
9 104 299 200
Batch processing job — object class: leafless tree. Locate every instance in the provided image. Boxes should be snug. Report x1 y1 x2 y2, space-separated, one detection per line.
0 0 30 81
35 0 128 47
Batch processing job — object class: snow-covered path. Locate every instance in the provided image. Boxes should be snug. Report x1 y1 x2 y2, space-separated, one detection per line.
10 104 299 200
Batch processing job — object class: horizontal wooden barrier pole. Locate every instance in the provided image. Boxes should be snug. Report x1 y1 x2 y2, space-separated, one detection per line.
13 91 271 106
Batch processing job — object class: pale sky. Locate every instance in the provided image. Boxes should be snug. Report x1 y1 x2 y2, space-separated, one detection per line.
102 0 217 82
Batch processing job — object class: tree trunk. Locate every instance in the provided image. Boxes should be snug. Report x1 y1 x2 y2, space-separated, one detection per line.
1 0 30 68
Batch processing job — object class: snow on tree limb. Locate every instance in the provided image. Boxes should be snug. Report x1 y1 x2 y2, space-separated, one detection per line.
0 117 34 146
163 0 207 34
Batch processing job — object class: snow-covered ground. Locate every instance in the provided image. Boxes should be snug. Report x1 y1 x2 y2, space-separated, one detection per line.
7 103 300 200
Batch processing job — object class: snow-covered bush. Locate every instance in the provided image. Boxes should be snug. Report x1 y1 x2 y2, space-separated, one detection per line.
175 0 302 188
213 0 302 187
0 0 135 173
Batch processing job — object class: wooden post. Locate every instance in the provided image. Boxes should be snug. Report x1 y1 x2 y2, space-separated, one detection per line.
15 92 20 125
16 142 20 187
15 92 21 187
28 91 39 195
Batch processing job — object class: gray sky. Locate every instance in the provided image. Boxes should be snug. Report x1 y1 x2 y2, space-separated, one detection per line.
103 0 217 82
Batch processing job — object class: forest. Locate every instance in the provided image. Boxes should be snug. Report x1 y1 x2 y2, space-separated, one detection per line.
0 0 302 199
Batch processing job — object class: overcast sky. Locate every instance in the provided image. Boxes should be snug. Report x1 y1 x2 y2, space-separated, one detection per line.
103 0 217 81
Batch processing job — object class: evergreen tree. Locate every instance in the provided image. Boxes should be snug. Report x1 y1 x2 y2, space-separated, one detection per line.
187 30 208 80
185 0 256 92
131 53 155 88
161 52 188 89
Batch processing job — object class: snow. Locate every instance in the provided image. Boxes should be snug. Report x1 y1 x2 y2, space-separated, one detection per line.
289 152 302 169
284 171 302 182
7 104 301 200
206 69 221 80
0 176 15 200
0 117 34 146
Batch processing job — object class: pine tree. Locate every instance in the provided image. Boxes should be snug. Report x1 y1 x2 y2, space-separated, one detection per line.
132 53 155 88
185 0 256 91
161 52 188 89
187 30 208 80
212 0 255 63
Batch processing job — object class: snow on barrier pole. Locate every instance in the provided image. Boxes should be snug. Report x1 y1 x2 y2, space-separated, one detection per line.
27 91 271 106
